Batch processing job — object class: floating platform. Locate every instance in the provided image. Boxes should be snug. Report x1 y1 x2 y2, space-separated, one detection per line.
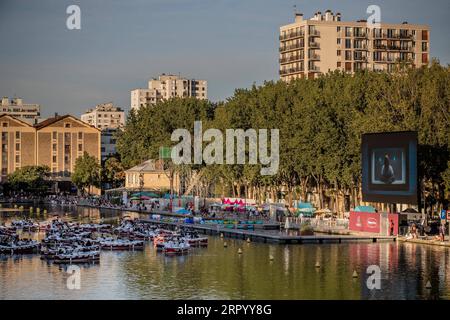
0 208 25 212
141 218 396 244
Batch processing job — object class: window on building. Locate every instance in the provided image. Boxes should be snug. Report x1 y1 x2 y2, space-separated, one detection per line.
78 144 82 152
78 132 83 140
15 155 20 163
345 51 352 60
52 132 57 140
345 62 352 72
2 122 8 127
15 131 20 139
337 62 341 68
422 42 428 51
387 29 395 38
65 123 71 128
15 143 20 151
337 38 341 45
422 53 428 63
53 144 57 151
337 50 341 56
345 39 351 49
345 27 352 37
422 30 428 41
52 155 57 163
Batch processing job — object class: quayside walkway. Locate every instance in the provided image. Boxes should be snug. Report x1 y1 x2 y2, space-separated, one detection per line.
398 237 450 248
140 218 396 244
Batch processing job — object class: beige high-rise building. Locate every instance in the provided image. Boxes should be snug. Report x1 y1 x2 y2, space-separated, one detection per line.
279 10 430 81
80 102 125 130
1 97 41 124
131 74 207 111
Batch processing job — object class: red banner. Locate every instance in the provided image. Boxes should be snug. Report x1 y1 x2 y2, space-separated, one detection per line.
349 211 399 235
350 212 380 233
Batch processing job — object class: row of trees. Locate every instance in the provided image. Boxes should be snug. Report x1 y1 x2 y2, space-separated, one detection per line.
116 62 449 213
5 153 125 195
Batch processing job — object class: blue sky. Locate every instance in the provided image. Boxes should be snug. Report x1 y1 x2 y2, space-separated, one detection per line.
0 0 449 117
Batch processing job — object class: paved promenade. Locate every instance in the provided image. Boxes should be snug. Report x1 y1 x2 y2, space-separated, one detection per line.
398 237 450 248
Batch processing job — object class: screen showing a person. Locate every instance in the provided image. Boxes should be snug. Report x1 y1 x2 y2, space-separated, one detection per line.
372 148 406 185
362 131 417 204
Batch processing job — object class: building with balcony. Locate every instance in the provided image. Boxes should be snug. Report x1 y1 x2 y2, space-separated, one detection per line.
1 97 41 124
131 74 207 111
0 114 101 192
279 10 430 81
80 102 124 130
80 102 124 162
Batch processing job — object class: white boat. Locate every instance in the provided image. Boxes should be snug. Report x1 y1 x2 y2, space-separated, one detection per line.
163 239 190 255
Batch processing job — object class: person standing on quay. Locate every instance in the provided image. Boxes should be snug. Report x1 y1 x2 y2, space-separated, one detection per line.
440 223 446 242
390 219 395 236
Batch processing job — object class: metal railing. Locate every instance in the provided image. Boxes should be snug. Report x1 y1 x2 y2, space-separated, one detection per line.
280 66 304 76
279 55 304 64
279 31 305 41
279 42 304 52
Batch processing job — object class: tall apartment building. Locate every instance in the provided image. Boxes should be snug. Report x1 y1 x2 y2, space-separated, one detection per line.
80 102 125 130
131 74 207 111
0 114 100 191
80 103 124 161
1 97 41 124
279 10 430 81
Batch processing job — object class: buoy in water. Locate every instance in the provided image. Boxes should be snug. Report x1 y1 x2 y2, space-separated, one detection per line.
220 233 224 238
223 242 228 248
238 248 243 254
246 238 251 243
426 281 432 289
315 261 321 268
269 255 274 261
352 270 358 278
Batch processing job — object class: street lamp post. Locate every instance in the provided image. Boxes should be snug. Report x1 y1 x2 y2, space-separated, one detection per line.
139 171 144 212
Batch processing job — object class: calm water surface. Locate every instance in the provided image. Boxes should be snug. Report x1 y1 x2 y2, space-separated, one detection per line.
0 205 449 300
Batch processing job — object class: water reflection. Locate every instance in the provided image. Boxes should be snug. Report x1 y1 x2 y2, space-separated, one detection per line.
0 205 449 300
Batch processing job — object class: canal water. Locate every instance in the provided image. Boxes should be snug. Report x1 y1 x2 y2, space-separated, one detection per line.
0 205 449 300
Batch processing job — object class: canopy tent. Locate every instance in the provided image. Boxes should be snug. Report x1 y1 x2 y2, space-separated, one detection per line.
222 198 254 206
131 191 159 198
296 202 315 217
163 193 181 199
129 195 151 201
354 205 377 213
402 208 419 213
315 208 333 215
175 208 191 215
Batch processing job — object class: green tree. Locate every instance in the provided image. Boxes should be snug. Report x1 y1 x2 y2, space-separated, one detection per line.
102 157 125 188
72 152 101 195
7 165 50 193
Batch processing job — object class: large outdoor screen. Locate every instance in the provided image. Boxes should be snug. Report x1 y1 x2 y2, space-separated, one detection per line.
361 131 418 204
